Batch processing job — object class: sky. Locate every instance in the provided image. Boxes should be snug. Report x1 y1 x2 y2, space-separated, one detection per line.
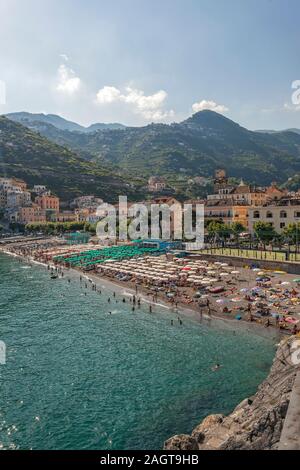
0 0 300 130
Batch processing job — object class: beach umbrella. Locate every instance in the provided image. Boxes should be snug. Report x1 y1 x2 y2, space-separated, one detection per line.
285 317 299 324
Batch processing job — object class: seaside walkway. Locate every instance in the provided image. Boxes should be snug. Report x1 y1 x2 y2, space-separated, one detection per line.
278 371 300 450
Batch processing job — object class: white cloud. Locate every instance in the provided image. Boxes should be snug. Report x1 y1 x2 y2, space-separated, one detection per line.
192 99 228 114
95 85 174 121
96 86 122 104
56 64 81 95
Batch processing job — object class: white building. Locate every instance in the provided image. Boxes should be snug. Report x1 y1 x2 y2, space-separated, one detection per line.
33 185 48 195
248 198 300 234
6 189 31 209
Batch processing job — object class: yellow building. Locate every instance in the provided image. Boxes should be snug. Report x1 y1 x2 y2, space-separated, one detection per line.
205 197 250 228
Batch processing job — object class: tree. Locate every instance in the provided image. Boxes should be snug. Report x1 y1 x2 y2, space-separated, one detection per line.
282 223 300 251
207 221 231 246
253 222 278 249
231 222 246 245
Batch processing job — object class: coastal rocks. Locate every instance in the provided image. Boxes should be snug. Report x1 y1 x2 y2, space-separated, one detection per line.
163 434 198 450
164 337 298 451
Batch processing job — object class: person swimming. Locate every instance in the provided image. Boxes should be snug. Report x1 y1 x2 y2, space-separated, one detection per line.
212 364 221 371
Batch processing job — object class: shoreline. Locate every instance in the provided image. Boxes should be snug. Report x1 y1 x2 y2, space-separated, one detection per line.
1 244 288 451
0 246 280 342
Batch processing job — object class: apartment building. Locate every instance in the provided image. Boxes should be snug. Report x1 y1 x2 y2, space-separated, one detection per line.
248 197 300 233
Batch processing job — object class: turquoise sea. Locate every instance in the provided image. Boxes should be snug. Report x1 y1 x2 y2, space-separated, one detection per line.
0 253 275 450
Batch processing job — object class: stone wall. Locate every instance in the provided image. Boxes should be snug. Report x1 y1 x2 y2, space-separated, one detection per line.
191 253 300 274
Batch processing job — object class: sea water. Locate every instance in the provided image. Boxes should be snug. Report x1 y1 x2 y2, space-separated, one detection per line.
0 253 275 450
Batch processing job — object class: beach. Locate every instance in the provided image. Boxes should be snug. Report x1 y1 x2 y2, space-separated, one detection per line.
1 236 299 337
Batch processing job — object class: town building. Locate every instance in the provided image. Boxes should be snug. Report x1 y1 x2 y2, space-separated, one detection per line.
18 204 46 225
71 195 104 209
248 197 300 234
213 169 233 193
0 189 7 208
56 211 77 222
205 200 250 228
35 194 60 213
32 185 50 195
6 189 31 209
148 176 166 192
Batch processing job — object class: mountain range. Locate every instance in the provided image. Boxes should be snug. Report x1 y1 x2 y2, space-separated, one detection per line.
6 112 125 133
2 110 300 201
0 116 140 202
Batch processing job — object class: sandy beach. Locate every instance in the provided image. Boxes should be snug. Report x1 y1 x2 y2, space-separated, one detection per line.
2 236 299 339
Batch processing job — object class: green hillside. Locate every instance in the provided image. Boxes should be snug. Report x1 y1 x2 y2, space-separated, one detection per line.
0 116 141 202
9 110 300 186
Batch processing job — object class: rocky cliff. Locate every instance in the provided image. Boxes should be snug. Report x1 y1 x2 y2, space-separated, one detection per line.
164 337 299 450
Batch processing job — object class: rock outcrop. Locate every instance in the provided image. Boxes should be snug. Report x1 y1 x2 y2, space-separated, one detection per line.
164 337 299 450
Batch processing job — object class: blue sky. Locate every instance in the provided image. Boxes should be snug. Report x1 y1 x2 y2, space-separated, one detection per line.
0 0 299 129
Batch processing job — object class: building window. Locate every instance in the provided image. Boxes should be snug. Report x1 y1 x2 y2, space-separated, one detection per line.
266 211 273 218
253 210 260 219
280 222 286 229
295 211 300 218
280 210 287 218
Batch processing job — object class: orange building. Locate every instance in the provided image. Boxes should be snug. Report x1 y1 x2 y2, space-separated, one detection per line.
35 194 60 213
18 205 46 224
232 205 249 228
12 178 27 191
